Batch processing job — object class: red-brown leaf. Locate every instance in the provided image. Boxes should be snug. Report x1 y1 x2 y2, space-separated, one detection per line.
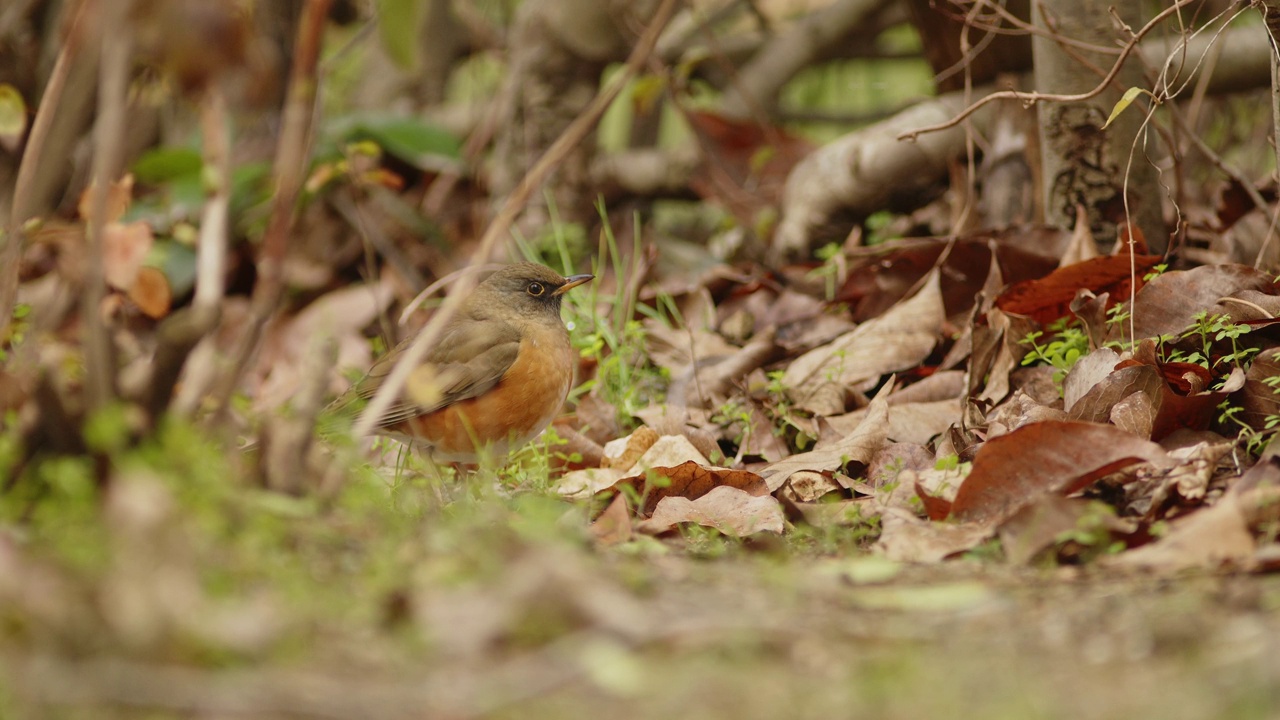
996 254 1163 325
949 421 1171 526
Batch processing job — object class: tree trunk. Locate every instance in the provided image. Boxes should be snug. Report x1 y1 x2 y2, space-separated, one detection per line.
1032 0 1165 251
488 0 659 232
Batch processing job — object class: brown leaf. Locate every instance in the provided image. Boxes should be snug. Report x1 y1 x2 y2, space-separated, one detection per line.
1062 348 1122 413
834 231 1066 322
601 427 660 469
126 266 172 319
1130 264 1278 340
1111 494 1256 571
915 480 953 521
78 174 134 223
827 399 960 446
589 494 633 546
876 507 993 562
613 461 768 517
949 421 1172 526
785 271 944 416
1236 348 1280 433
1067 349 1243 441
636 486 785 537
779 470 841 503
996 253 1162 326
102 221 155 289
759 398 888 491
997 496 1095 564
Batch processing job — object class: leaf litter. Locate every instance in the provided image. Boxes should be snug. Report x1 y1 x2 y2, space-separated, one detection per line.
544 236 1280 574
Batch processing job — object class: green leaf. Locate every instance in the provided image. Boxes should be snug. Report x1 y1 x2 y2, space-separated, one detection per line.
1103 86 1150 129
133 147 203 184
376 0 424 70
0 83 27 148
345 116 461 170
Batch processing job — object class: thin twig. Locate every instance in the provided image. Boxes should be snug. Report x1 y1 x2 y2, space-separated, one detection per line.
897 0 1197 141
81 0 134 412
193 86 231 315
2 0 89 333
206 0 333 423
352 0 680 439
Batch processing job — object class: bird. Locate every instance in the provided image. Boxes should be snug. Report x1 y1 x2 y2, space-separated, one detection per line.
334 262 594 463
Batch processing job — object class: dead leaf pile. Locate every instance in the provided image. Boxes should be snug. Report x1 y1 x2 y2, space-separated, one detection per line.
549 228 1280 573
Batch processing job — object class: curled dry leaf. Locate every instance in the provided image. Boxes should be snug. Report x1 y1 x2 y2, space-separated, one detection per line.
601 427 660 469
1069 350 1245 440
949 421 1173 527
636 485 785 537
589 494 632 546
1129 264 1278 341
827 399 960 446
126 266 172 319
779 470 841 503
1110 493 1256 571
1146 441 1233 512
996 252 1162 326
78 174 134 223
614 460 769 517
875 507 993 563
102 221 155 290
759 398 889 491
1062 348 1122 413
557 434 710 499
785 270 944 416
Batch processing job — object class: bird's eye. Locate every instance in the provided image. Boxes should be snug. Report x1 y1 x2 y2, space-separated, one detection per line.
527 281 546 296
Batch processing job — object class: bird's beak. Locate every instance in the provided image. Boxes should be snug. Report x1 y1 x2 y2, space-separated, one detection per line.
553 274 594 295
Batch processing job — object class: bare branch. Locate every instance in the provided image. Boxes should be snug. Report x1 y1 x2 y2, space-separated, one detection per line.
81 0 134 411
206 0 333 422
897 0 1198 142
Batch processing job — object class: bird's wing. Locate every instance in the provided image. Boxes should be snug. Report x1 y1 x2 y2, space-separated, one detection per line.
331 317 522 429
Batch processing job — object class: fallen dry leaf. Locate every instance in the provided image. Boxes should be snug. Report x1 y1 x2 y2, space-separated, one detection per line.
784 271 944 416
558 434 709 499
102 221 155 290
996 252 1162 326
779 470 841 503
635 485 785 537
1130 264 1278 341
759 398 889 491
617 460 769 517
127 266 172 319
875 507 993 562
589 493 633 546
601 427 660 469
827 399 959 446
949 421 1173 526
1111 493 1256 571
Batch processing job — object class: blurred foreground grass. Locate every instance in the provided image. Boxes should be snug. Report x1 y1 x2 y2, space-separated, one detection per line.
1 419 1279 719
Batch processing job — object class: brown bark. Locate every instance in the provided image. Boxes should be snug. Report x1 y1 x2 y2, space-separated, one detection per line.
488 0 660 230
1032 0 1165 251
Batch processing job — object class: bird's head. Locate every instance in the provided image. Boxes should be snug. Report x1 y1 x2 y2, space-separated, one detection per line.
470 262 594 322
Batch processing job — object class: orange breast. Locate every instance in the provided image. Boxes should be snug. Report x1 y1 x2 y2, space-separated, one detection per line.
401 327 574 462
